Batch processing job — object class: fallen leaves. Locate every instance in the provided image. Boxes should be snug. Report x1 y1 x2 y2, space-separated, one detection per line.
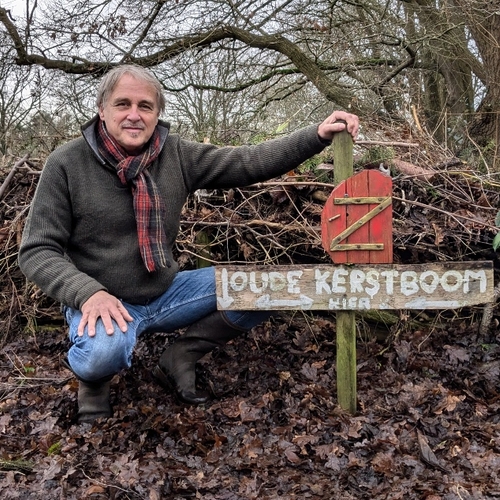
1 316 500 499
416 430 449 473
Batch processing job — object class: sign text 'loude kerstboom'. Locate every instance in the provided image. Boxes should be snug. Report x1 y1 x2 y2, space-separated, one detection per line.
215 262 494 311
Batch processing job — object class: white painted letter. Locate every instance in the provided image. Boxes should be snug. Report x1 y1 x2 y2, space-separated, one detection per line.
358 297 371 309
249 272 268 294
230 271 248 291
440 271 463 292
287 271 303 294
348 297 358 309
419 271 439 294
332 269 348 293
349 270 365 294
315 270 331 294
381 270 398 295
365 271 380 298
269 272 286 292
401 271 419 296
329 298 341 309
464 270 487 293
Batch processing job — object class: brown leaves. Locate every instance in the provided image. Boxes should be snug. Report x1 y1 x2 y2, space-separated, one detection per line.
417 431 449 472
371 451 395 474
2 314 500 498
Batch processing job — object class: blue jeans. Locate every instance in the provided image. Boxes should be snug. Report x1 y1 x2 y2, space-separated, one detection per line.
63 266 270 381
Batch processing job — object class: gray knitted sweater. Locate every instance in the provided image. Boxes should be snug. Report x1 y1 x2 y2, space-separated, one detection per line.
19 116 327 309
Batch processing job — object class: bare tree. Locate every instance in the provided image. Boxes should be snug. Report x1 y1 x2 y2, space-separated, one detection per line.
0 33 43 155
0 0 498 164
400 0 499 162
454 0 500 157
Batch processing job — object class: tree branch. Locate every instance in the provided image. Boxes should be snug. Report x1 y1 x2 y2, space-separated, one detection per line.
120 1 168 63
0 14 360 107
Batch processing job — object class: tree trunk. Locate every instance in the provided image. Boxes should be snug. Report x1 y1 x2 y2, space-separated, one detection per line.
459 1 500 168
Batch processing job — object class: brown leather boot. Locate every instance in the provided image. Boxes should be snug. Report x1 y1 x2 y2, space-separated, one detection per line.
152 311 246 405
62 357 112 423
77 378 112 423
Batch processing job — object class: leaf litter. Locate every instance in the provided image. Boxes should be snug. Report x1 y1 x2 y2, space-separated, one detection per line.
1 314 499 499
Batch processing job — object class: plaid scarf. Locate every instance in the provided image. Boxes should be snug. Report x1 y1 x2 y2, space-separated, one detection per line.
96 119 170 272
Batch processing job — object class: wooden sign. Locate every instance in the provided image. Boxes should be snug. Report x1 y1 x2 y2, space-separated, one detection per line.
216 262 493 311
321 169 393 264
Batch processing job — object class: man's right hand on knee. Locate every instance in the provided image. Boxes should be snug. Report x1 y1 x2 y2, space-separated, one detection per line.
79 290 133 337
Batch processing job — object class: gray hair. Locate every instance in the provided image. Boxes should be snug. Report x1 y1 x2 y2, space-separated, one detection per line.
96 64 166 113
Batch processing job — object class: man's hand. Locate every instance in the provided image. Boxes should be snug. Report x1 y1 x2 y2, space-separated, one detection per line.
317 111 359 143
78 290 133 337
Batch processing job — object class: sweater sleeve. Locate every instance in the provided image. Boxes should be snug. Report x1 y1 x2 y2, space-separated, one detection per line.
178 124 326 191
18 155 106 310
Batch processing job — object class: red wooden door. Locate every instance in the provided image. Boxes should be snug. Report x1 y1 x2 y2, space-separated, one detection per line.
321 170 393 264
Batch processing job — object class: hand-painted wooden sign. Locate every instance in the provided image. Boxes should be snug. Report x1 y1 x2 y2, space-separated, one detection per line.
216 262 494 311
321 169 393 264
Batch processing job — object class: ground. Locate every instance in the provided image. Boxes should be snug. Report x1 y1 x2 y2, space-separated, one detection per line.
1 311 499 500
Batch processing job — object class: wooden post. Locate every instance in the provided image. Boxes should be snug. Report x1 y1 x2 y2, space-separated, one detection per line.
333 124 357 414
195 230 212 269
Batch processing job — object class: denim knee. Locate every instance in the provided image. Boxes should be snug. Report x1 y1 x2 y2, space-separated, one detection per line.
64 305 137 380
68 327 134 381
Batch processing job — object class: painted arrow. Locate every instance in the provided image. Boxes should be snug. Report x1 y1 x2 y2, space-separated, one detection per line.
255 294 314 309
217 268 234 309
404 299 462 309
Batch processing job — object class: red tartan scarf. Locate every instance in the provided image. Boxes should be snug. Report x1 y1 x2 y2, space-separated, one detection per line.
96 119 170 272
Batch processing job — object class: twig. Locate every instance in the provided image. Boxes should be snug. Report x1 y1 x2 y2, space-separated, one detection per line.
17 165 41 175
393 196 498 232
182 218 318 234
356 140 419 147
0 458 35 473
250 180 335 189
80 470 147 499
249 181 497 232
7 376 71 382
0 153 30 200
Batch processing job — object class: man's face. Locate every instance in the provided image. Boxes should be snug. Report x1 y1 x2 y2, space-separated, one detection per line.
98 74 160 155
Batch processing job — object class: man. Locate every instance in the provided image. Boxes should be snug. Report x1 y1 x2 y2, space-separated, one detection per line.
19 64 359 423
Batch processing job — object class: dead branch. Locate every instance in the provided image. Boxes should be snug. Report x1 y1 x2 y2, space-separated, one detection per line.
392 158 435 180
0 153 30 201
392 196 498 232
251 180 335 189
356 140 420 147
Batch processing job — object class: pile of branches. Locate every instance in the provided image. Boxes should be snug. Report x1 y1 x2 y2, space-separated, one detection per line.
0 155 52 342
1 134 499 346
177 145 500 269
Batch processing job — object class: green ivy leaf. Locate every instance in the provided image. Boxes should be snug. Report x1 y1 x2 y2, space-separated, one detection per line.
493 233 500 251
